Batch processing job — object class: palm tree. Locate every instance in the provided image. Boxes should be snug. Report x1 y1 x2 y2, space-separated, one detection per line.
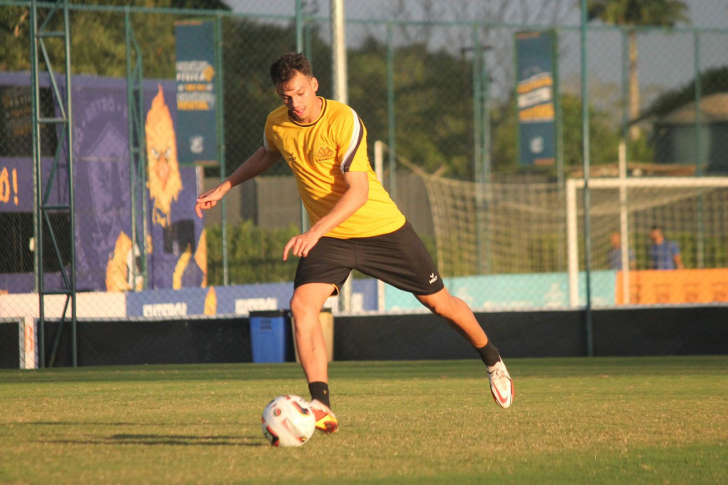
587 0 689 141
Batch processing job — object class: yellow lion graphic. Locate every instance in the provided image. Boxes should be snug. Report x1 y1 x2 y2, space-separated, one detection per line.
146 85 183 228
106 231 133 292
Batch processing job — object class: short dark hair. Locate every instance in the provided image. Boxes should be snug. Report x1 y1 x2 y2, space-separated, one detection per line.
270 52 312 85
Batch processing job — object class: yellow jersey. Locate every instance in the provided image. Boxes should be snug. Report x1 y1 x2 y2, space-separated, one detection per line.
263 97 405 238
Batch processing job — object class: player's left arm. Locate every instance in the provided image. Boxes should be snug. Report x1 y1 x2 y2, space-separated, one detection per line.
282 171 368 261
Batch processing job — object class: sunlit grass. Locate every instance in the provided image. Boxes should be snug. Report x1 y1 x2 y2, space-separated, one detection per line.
1 356 726 484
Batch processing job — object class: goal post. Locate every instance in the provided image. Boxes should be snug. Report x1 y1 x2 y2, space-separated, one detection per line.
566 176 728 307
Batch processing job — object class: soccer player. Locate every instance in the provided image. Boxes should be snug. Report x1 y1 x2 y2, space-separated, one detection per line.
195 53 513 434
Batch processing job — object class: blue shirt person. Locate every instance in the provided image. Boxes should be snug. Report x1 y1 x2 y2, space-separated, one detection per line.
648 226 684 270
608 232 636 270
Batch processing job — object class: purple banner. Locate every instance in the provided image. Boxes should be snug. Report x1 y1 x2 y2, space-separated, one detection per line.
0 73 206 294
72 76 205 292
0 157 34 212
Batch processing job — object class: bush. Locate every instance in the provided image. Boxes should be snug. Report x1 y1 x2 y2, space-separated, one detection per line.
206 221 299 285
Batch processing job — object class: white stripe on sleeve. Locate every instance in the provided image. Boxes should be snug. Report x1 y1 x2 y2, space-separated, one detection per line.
341 108 362 171
263 128 271 152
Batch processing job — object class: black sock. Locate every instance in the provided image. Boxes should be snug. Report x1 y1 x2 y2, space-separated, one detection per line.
308 381 330 408
476 340 501 367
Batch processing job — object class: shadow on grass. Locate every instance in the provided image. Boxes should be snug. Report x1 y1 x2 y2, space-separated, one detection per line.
21 421 226 427
39 433 266 447
0 363 306 384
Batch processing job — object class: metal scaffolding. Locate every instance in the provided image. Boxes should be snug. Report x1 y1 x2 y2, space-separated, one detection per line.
125 8 149 292
30 0 77 367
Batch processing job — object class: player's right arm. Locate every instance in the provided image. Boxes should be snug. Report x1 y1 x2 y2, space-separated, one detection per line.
195 146 280 218
673 243 684 269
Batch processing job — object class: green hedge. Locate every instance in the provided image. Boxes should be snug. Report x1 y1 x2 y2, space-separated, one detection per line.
207 223 725 283
206 223 441 285
206 221 299 285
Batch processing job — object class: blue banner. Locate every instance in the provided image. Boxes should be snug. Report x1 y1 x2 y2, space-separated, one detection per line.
515 31 557 167
175 20 218 166
385 272 616 311
126 279 380 317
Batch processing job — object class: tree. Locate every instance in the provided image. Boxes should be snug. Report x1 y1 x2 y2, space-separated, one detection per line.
0 4 31 71
587 0 689 141
219 17 314 177
0 0 228 75
347 37 475 179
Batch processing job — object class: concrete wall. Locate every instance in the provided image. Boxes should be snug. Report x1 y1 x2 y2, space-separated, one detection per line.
255 176 302 229
9 306 726 368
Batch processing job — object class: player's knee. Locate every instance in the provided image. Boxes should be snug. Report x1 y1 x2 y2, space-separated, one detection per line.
290 294 319 322
420 295 455 318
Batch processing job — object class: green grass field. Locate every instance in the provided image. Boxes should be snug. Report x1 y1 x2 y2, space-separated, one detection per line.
1 356 726 484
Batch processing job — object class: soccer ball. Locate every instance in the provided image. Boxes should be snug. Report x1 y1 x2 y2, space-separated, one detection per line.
261 395 316 447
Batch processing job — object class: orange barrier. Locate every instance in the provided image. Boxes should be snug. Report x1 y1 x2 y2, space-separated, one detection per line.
616 269 728 305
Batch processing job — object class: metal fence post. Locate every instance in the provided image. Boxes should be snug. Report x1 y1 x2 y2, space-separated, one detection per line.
386 22 397 203
694 30 705 269
580 0 593 357
216 14 229 286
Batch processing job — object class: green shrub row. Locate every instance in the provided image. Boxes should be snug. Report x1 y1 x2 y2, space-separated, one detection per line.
206 222 727 285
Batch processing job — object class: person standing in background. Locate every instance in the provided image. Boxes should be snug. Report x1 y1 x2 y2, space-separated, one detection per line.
648 226 684 270
608 232 636 270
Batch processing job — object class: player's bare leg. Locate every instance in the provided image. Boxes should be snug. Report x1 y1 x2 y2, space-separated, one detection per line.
416 287 487 347
289 282 339 432
416 287 513 408
290 283 332 383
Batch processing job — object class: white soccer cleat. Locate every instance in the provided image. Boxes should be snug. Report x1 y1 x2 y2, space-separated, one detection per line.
487 359 514 409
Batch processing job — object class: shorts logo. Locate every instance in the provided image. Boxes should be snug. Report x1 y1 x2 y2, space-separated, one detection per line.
429 273 438 284
315 146 335 162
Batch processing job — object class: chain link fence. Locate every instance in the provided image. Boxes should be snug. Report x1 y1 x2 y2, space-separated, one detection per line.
1 0 728 367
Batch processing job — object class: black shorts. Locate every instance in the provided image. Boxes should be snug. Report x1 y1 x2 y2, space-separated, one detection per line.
294 221 444 296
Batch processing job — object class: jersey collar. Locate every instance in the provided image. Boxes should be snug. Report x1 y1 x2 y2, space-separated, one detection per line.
288 97 327 127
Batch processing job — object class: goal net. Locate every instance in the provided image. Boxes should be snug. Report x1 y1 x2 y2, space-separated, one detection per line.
378 139 728 308
422 175 566 278
396 152 728 308
388 152 570 281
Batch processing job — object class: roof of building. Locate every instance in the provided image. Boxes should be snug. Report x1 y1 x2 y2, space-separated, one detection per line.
659 92 728 124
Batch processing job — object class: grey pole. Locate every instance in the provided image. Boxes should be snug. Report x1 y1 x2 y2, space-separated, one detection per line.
331 0 348 105
297 1 308 234
331 0 351 312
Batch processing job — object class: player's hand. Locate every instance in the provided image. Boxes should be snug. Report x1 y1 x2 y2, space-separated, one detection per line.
283 232 321 261
195 185 226 218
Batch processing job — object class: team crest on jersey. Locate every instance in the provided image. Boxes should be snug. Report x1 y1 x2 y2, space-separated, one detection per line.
315 146 335 162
